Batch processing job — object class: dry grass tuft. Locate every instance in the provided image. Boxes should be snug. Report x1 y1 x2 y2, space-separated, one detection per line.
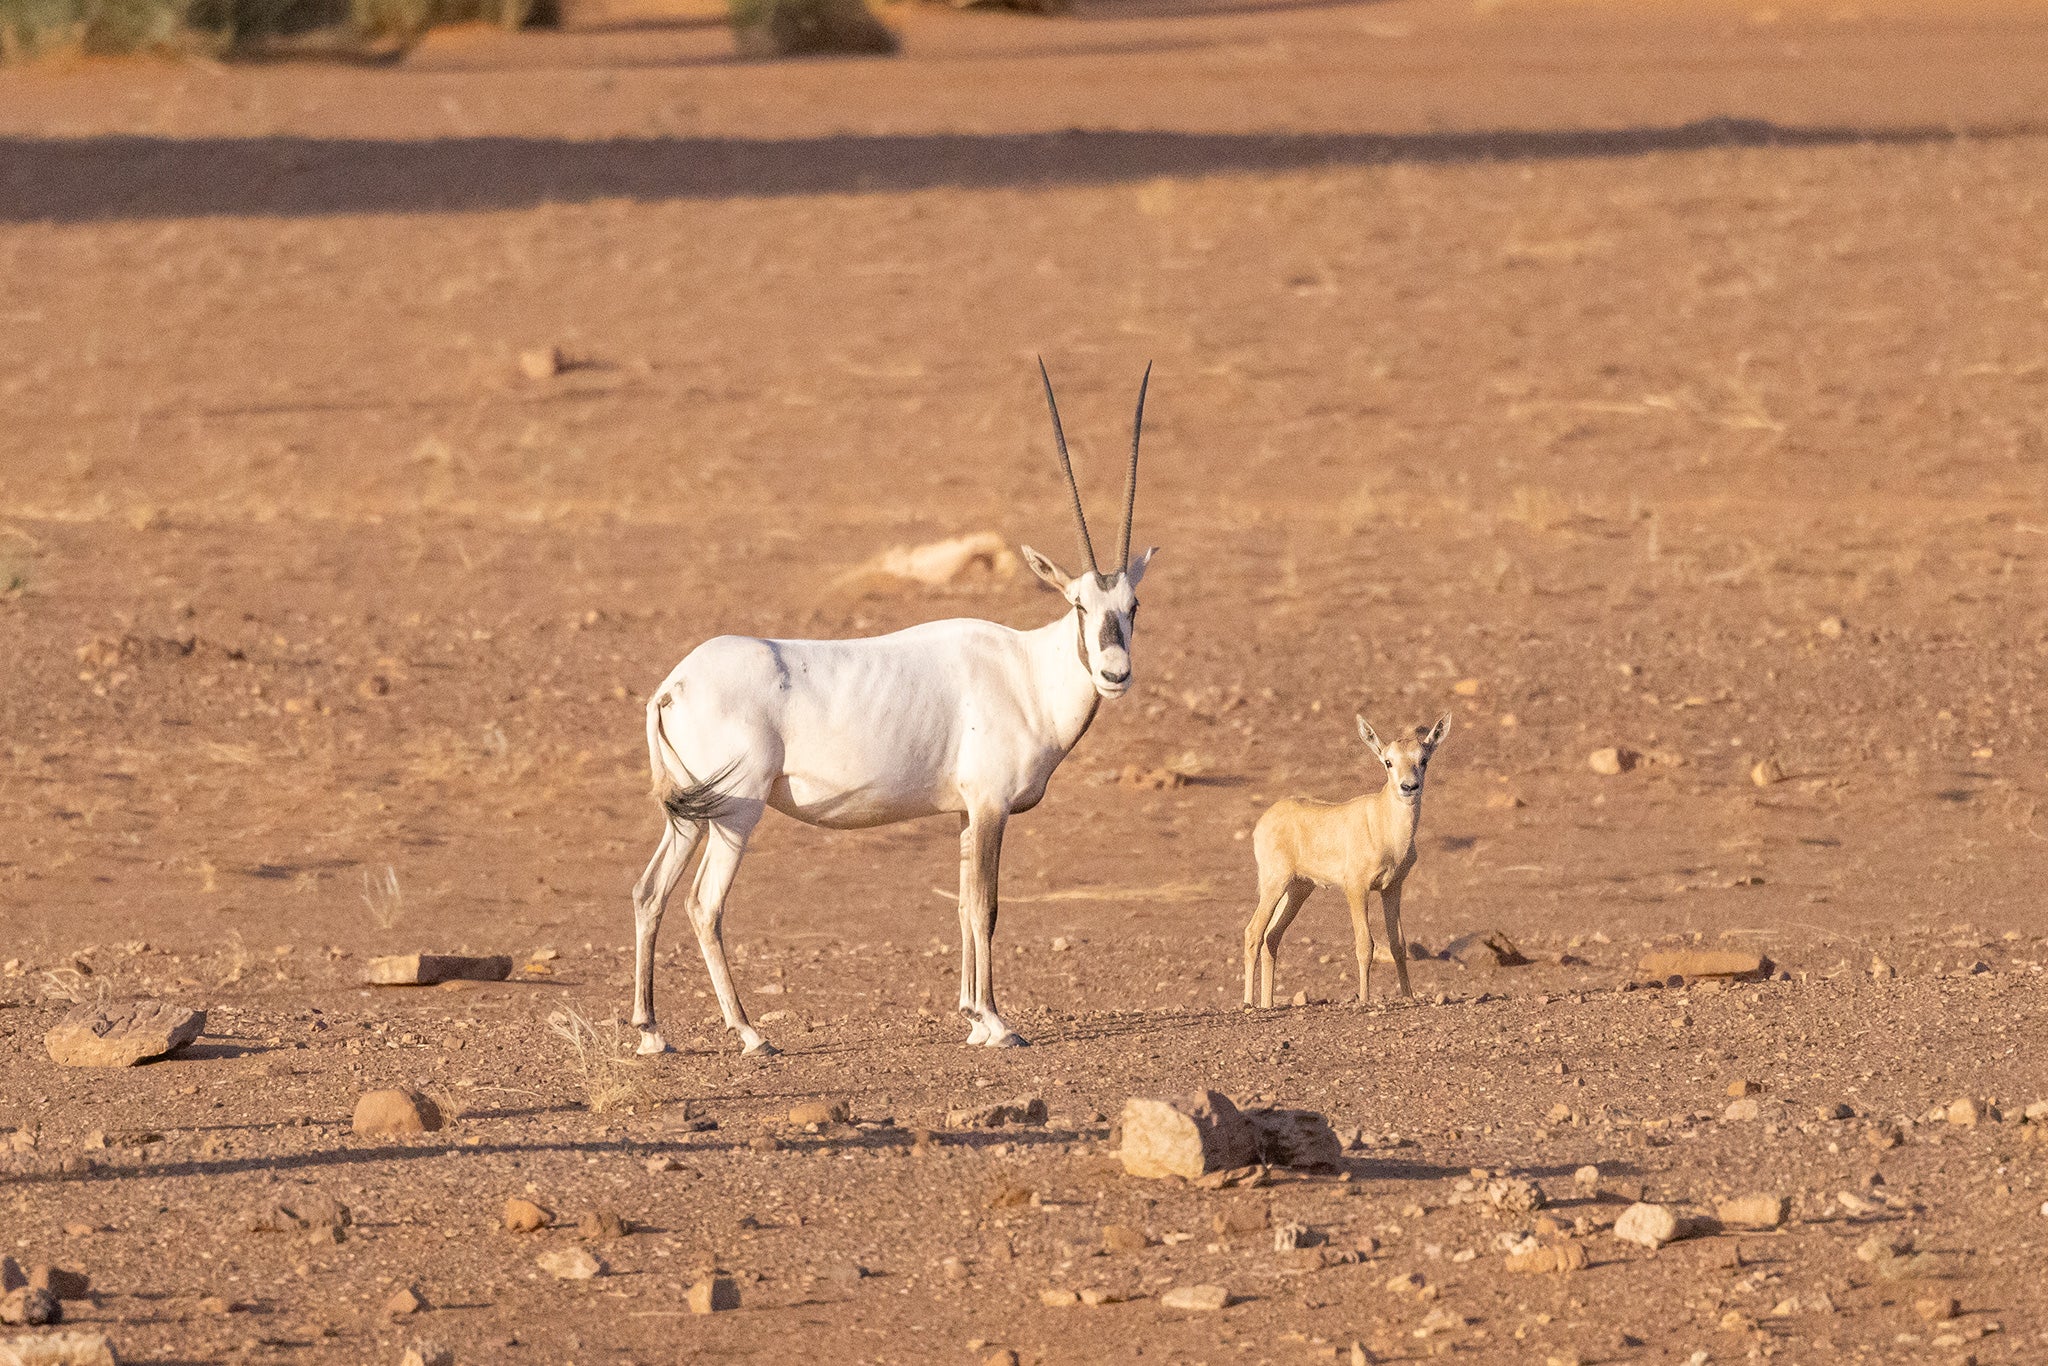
360 865 403 931
545 1008 656 1115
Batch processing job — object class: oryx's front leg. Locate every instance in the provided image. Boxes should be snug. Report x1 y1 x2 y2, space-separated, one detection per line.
1344 882 1374 1005
1381 879 1413 998
958 807 1023 1047
630 819 702 1055
689 810 778 1056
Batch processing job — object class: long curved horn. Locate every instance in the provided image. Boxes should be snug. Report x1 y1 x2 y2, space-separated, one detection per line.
1037 356 1098 574
1116 361 1151 571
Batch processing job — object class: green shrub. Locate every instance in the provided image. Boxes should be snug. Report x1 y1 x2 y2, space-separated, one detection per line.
729 0 894 57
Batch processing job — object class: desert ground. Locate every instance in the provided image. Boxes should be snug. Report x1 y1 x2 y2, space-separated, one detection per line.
4 0 2048 1361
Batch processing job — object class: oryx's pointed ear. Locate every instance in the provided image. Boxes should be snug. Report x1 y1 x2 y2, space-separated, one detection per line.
1356 715 1387 762
1020 545 1074 594
1424 713 1452 752
1124 545 1159 587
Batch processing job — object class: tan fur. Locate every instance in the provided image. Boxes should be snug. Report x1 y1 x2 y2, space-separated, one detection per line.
1242 715 1450 1008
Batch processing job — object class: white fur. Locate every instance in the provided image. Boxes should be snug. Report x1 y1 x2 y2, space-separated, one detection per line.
631 549 1155 1056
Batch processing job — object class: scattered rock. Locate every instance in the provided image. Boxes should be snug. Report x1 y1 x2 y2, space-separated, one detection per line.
1272 1222 1321 1252
43 1000 204 1067
1384 1271 1426 1296
1587 747 1635 776
382 1286 426 1318
2025 1100 2048 1125
1855 1232 1911 1263
1572 1165 1600 1188
503 1198 552 1232
400 1345 454 1366
1160 1284 1231 1311
1727 1079 1763 1097
1613 1202 1685 1249
1638 950 1769 981
1750 758 1785 786
1869 955 1898 981
1915 1295 1960 1322
1077 1287 1125 1306
1038 1289 1079 1308
1486 1177 1546 1214
1120 1092 1260 1179
364 954 512 986
1444 931 1532 970
0 1289 59 1327
1723 1098 1761 1123
576 1209 628 1240
1817 614 1845 638
244 1186 351 1237
0 1331 117 1366
1716 1194 1787 1230
1120 764 1187 790
1211 1206 1268 1237
946 1097 1048 1129
353 1090 443 1136
788 1100 850 1127
982 1353 1020 1366
537 1248 604 1281
1944 1097 1988 1126
1504 1243 1587 1274
1101 1225 1149 1254
1246 1106 1343 1170
687 1276 739 1313
1817 1102 1855 1120
519 347 564 381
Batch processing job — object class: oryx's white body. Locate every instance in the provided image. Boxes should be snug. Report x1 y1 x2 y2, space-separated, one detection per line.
631 361 1158 1056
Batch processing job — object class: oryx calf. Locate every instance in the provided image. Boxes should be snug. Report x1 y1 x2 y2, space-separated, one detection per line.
1242 715 1450 1009
632 361 1161 1056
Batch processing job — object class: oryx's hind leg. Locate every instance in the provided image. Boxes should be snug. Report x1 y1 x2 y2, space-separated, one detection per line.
631 818 703 1055
1259 877 1313 1009
688 804 777 1056
1242 867 1291 1008
959 807 1022 1048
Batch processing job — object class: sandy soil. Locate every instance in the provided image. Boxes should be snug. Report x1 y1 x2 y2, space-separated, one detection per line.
3 0 2048 1362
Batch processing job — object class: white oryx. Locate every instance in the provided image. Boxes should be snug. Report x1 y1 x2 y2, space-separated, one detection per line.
631 362 1160 1056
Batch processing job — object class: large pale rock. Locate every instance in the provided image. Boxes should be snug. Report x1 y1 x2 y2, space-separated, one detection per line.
1638 950 1768 981
1614 1202 1686 1249
1160 1284 1231 1311
1717 1194 1787 1230
353 1090 443 1136
1504 1243 1587 1274
687 1276 738 1313
44 1001 203 1067
0 1332 117 1366
1120 1092 1259 1180
364 955 511 987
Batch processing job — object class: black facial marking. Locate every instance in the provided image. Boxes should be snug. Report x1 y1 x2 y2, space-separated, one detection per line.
1074 608 1090 669
1097 613 1124 652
